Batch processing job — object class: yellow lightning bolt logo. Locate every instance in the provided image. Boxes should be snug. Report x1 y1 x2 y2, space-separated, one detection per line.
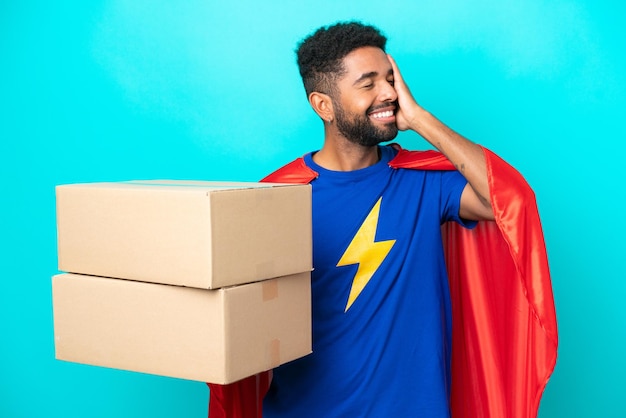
337 197 396 312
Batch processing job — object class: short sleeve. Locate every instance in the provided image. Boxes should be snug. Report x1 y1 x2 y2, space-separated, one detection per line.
440 171 477 229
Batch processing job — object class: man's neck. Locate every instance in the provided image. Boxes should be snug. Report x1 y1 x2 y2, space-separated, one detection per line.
312 136 380 171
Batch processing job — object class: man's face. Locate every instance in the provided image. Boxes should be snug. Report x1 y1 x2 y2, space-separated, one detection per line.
331 46 399 146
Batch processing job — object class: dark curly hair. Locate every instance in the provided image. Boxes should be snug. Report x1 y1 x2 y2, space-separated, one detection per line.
296 21 387 98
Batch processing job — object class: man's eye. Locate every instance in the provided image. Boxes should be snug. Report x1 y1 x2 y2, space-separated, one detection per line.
388 79 395 86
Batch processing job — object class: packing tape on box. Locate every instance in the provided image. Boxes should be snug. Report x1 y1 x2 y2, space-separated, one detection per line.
269 338 281 366
262 279 279 301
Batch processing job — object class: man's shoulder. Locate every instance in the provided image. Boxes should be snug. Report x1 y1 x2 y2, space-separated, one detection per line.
261 156 318 184
386 143 455 171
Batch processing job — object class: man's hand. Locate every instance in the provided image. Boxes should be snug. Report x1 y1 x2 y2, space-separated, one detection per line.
388 54 420 132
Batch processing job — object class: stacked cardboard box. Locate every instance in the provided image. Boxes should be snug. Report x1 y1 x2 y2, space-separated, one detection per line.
52 180 313 384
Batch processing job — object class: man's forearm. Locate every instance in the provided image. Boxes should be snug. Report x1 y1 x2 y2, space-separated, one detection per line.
408 107 491 207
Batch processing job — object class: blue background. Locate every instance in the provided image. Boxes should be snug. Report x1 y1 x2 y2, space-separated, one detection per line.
2 0 625 416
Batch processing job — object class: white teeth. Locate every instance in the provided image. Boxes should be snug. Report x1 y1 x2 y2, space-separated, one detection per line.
371 110 393 119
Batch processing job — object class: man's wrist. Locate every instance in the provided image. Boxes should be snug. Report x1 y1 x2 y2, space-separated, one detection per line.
406 105 431 133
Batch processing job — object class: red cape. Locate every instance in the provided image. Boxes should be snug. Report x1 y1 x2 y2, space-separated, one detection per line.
208 144 557 418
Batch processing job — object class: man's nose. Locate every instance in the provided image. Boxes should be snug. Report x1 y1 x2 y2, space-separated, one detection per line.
379 81 397 102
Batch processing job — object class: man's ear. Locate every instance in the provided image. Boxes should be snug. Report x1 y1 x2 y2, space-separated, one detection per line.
309 92 335 123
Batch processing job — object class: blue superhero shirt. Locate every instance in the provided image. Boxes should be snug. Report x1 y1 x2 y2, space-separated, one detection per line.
263 144 475 418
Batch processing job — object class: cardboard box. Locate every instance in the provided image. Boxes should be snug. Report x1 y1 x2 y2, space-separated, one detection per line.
56 180 312 289
52 272 312 384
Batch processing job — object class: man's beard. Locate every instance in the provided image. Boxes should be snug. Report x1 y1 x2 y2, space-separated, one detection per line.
334 101 398 147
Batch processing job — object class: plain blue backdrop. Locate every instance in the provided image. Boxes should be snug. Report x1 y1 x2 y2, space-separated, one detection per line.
2 1 625 417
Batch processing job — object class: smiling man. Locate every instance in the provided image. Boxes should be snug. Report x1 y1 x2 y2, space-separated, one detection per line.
260 21 493 418
207 21 556 418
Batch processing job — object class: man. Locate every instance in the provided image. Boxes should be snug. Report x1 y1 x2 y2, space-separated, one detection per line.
208 21 557 418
